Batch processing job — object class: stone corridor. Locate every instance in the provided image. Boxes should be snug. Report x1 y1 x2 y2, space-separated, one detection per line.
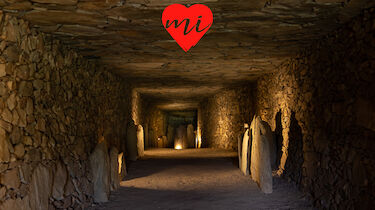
0 0 374 210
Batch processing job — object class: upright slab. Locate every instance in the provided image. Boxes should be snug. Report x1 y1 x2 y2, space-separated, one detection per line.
126 121 138 161
89 141 110 202
186 124 195 148
240 129 250 175
137 125 144 157
259 120 277 169
250 116 273 194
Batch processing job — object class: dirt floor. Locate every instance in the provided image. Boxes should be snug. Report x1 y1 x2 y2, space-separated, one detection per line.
90 148 313 210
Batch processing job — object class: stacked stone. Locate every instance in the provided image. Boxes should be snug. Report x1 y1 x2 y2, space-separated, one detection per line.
255 8 375 209
0 13 130 209
199 87 255 149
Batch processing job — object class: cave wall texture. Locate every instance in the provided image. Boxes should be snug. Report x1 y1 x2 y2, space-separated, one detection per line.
255 8 375 209
142 103 166 148
0 13 132 209
199 87 255 149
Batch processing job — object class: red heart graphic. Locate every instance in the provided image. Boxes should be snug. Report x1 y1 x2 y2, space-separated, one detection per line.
162 4 213 52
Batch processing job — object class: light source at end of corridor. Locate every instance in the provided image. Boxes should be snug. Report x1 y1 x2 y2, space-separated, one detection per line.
175 144 182 150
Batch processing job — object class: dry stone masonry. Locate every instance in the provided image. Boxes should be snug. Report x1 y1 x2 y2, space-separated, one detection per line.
0 13 131 209
255 8 375 209
199 87 255 149
0 1 373 209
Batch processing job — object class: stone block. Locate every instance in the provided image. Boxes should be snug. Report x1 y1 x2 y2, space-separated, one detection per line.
0 128 10 162
29 164 52 210
89 141 110 203
52 161 67 201
240 129 250 175
250 116 273 194
136 125 144 158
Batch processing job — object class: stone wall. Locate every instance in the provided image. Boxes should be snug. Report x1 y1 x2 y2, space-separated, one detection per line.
0 13 131 209
255 8 375 209
131 90 143 126
199 86 255 149
142 103 166 148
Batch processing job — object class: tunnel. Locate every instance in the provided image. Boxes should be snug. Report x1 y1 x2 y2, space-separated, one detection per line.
0 1 374 210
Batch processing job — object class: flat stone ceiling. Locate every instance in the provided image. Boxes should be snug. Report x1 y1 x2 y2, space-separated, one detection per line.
1 0 374 110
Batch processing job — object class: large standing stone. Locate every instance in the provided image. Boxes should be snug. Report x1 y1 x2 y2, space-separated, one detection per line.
259 120 277 170
0 128 10 162
136 125 144 158
89 141 110 203
174 125 187 149
52 161 67 200
186 124 195 148
240 129 250 175
250 116 273 194
29 164 53 210
126 121 138 161
109 147 120 191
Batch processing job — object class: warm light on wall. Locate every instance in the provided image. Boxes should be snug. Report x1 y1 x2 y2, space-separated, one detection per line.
118 153 123 175
175 144 182 150
195 129 202 148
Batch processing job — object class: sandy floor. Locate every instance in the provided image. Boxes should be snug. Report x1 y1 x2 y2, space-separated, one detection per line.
91 148 313 210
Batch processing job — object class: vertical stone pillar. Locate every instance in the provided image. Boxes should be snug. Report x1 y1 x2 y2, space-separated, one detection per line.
250 116 273 194
137 125 144 157
89 141 110 202
240 129 250 175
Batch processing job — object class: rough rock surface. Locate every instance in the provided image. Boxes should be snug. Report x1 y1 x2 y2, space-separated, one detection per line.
52 161 67 200
250 116 273 194
199 87 255 149
29 164 52 210
136 125 144 157
0 128 10 162
90 141 110 203
255 8 375 208
0 12 131 209
259 120 277 170
240 129 250 175
1 0 373 108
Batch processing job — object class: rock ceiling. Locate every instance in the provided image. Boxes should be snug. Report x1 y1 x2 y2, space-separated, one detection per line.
1 0 374 109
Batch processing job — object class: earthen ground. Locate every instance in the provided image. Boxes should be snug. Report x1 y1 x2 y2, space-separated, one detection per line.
90 148 313 210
